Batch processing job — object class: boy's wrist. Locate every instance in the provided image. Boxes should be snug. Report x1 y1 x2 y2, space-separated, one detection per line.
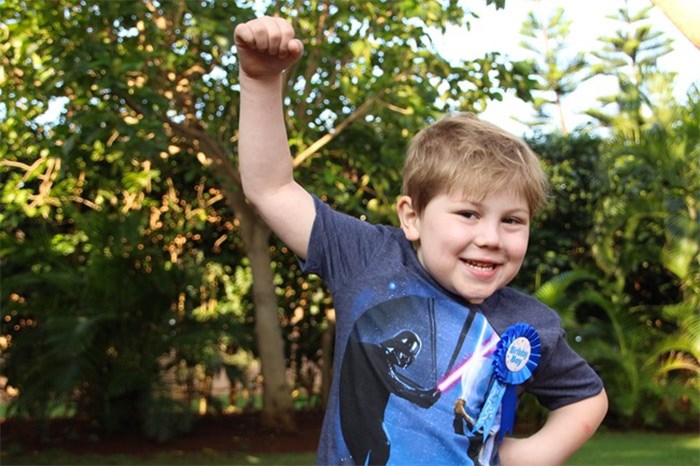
239 71 284 92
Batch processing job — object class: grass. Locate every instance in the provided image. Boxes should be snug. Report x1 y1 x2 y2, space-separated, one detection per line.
567 430 700 466
2 431 698 465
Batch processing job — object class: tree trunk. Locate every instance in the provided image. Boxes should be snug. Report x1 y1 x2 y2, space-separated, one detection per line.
651 0 700 49
243 215 296 431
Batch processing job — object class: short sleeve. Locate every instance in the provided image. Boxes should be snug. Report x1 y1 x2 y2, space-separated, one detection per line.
301 196 396 292
525 328 604 410
480 288 605 412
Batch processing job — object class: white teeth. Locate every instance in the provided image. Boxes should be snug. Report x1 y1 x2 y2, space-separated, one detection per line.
465 260 495 270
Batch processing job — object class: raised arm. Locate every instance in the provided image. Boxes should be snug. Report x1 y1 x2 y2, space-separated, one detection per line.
235 16 315 259
498 389 608 466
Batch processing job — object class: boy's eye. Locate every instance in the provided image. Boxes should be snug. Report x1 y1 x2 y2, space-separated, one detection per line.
503 216 525 225
457 211 477 219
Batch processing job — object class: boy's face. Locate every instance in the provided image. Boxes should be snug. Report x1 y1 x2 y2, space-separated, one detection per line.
398 189 530 304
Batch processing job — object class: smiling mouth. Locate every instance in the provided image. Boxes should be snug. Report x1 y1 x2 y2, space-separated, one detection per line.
463 259 497 270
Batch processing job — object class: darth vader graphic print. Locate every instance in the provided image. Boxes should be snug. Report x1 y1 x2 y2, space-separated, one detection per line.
338 295 501 466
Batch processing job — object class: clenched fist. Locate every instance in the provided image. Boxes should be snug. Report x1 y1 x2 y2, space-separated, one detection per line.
234 16 304 80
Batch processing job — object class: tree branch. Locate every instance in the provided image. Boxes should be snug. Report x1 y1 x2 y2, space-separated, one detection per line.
292 92 383 168
291 69 409 168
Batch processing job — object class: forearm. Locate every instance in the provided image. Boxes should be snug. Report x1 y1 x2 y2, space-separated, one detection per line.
238 73 295 202
499 389 608 466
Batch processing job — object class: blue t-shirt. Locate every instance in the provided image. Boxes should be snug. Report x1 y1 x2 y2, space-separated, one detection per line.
302 197 603 466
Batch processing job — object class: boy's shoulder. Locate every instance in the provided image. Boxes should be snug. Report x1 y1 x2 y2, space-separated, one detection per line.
311 194 404 239
481 287 562 337
305 195 415 288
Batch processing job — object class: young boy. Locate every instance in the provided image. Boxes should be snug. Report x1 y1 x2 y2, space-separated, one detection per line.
235 16 607 466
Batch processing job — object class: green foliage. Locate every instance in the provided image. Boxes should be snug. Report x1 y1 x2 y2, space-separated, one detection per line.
280 0 535 214
590 86 699 427
0 0 258 438
141 395 195 443
586 3 674 130
0 205 239 437
527 87 700 428
518 7 588 133
513 6 698 429
514 130 604 292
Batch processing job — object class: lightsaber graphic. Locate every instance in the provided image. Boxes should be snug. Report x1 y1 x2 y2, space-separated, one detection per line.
436 328 498 393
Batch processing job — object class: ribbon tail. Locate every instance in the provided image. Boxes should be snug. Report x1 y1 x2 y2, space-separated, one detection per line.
498 385 518 442
471 382 505 443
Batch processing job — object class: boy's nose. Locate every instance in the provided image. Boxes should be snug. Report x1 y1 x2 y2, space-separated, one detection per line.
473 221 501 248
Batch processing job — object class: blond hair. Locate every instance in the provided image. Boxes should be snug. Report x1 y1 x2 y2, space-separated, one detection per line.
402 113 549 218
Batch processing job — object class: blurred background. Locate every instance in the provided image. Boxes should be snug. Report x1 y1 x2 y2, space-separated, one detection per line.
1 0 698 464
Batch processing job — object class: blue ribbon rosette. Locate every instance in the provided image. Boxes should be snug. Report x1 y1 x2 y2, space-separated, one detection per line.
470 323 541 442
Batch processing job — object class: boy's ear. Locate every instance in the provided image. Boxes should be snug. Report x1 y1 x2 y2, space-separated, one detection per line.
396 195 420 241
